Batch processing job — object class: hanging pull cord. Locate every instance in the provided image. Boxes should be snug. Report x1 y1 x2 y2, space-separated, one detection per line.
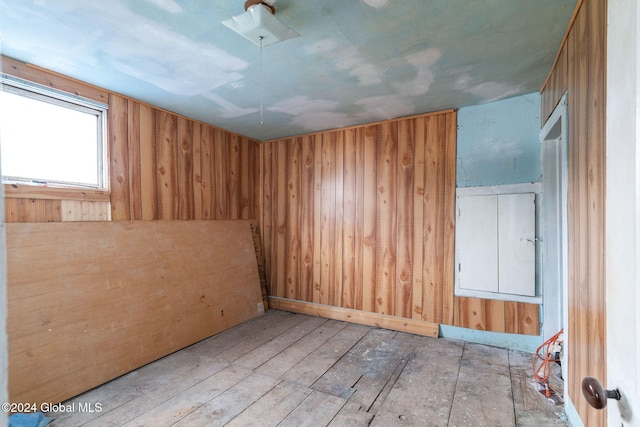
259 35 264 125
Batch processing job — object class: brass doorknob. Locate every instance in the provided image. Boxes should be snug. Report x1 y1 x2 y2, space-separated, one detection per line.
582 377 621 409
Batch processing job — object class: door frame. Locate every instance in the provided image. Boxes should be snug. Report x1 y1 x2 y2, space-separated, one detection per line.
540 92 569 386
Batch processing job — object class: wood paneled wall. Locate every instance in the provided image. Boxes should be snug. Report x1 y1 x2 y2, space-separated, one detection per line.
540 0 606 424
108 95 259 221
260 113 538 335
2 57 260 223
3 58 540 340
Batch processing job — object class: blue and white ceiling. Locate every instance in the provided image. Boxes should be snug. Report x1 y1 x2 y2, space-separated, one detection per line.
0 0 576 141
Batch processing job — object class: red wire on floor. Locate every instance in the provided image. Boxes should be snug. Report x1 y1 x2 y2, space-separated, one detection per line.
532 328 563 397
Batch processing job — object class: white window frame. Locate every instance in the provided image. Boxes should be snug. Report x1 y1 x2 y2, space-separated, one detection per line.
1 74 109 190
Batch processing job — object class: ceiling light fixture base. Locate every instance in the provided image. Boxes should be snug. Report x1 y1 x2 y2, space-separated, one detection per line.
222 1 299 47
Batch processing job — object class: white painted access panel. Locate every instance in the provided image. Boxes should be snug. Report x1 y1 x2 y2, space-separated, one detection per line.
457 194 499 293
498 193 536 296
456 191 536 298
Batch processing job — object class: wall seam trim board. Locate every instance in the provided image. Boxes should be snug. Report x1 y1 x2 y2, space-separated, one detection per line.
268 297 439 338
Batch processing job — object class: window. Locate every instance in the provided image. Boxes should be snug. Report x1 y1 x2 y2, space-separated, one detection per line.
0 74 108 189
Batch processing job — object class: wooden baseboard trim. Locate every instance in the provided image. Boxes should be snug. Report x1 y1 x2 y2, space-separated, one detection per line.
267 297 439 338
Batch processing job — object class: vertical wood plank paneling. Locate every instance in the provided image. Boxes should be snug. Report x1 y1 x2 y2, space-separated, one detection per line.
412 117 425 320
456 297 485 331
61 201 110 222
46 200 62 222
254 139 262 220
353 128 366 311
155 111 178 220
361 125 377 313
542 36 569 123
5 56 260 224
572 5 591 421
486 299 506 333
127 101 142 220
540 1 607 423
200 125 215 220
586 2 606 423
262 141 274 295
226 133 240 219
375 122 397 315
5 199 62 223
286 138 301 300
109 94 130 221
5 199 18 223
312 136 323 304
505 301 518 334
192 124 203 220
213 129 227 219
320 132 337 306
260 110 539 336
342 129 357 309
396 120 414 318
138 103 157 221
275 140 288 298
442 111 458 325
423 114 445 323
240 136 252 219
334 131 344 307
177 117 194 220
517 302 539 336
300 135 315 302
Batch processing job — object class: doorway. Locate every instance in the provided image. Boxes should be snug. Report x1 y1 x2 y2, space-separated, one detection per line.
540 93 568 367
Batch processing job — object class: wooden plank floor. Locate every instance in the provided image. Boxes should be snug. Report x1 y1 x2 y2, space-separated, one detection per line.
47 310 568 426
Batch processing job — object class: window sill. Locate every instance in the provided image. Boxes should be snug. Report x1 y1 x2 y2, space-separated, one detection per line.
4 183 110 202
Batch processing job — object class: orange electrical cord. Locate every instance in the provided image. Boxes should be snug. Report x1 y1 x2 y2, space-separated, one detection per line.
532 329 564 397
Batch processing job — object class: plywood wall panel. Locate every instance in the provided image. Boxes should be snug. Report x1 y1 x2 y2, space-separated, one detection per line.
7 220 263 406
540 0 607 423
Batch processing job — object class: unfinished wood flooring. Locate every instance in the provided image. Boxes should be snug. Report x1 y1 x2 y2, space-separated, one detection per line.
48 310 567 426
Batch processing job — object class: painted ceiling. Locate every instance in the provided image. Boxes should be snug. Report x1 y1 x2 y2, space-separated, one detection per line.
0 0 576 141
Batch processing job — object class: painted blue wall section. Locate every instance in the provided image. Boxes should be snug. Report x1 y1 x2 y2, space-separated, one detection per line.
457 92 541 187
439 324 543 353
453 92 543 352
